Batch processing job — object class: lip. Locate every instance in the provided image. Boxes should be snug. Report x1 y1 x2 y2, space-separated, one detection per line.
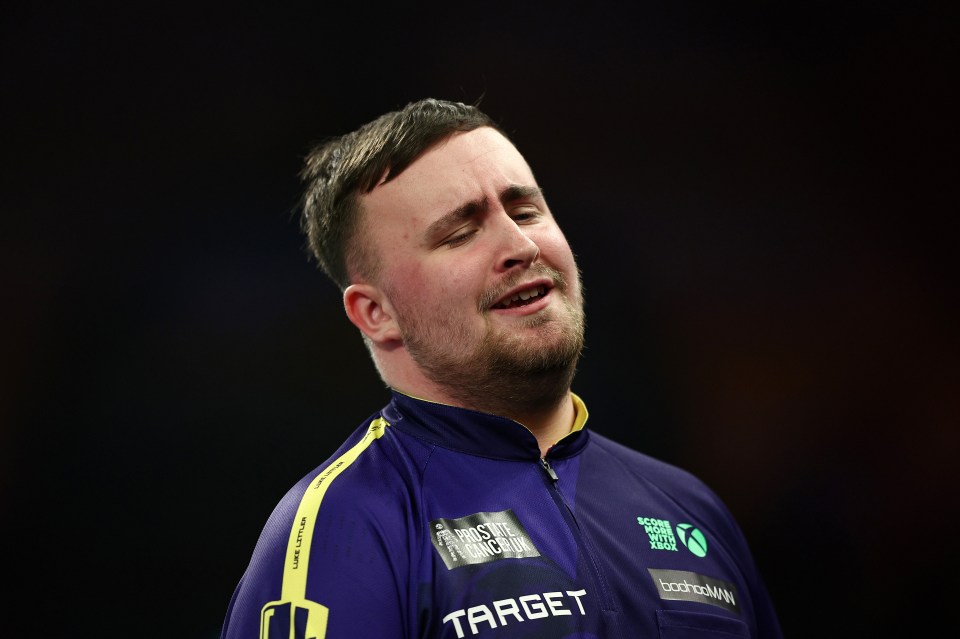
489 278 555 315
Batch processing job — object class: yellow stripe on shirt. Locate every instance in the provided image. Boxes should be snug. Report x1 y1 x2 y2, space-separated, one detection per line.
259 417 389 639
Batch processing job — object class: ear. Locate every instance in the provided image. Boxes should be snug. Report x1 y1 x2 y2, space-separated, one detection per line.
343 283 402 345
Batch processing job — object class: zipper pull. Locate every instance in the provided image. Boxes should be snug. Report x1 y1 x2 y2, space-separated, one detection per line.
540 458 559 482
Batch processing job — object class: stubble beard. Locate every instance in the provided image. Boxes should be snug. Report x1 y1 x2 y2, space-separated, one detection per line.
398 266 586 419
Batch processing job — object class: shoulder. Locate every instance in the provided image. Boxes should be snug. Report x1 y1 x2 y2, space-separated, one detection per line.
585 431 735 524
222 413 429 637
587 431 704 488
269 413 428 538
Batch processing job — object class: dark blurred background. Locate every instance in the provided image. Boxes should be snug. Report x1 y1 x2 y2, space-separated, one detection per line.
3 1 957 637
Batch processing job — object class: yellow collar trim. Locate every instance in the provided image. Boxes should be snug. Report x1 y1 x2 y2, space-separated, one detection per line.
570 392 589 432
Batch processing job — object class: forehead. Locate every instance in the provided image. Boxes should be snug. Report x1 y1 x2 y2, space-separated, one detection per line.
361 127 538 226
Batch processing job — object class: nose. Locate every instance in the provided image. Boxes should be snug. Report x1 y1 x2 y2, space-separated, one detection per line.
495 213 540 272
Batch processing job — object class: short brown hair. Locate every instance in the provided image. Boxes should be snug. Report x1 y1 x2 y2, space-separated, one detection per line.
299 98 503 289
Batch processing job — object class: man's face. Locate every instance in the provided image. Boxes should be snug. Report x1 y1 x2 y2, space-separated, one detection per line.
358 127 584 404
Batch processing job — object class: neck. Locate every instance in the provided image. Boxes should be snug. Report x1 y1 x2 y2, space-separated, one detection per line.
395 382 577 458
375 341 581 456
388 365 578 458
505 393 577 458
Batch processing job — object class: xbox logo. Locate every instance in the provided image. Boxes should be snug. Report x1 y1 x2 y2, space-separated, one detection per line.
676 523 708 557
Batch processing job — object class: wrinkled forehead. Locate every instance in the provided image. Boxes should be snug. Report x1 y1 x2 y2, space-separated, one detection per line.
362 128 538 225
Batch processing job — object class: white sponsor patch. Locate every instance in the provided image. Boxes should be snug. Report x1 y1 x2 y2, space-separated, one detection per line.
430 509 541 569
648 568 740 614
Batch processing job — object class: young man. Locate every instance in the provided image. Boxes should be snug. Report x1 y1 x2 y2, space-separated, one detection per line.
221 99 783 638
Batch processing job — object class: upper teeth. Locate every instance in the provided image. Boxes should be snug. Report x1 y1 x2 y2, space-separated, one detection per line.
504 286 546 305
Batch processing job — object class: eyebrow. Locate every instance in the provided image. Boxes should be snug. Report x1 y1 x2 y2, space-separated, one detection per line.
424 184 545 240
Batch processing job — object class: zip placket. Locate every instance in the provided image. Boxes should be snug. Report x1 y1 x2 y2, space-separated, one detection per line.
540 457 559 481
539 457 616 613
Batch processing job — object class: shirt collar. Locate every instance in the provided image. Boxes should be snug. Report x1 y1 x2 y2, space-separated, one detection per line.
381 390 591 461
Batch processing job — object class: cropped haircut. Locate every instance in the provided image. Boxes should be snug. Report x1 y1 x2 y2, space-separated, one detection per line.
299 98 504 290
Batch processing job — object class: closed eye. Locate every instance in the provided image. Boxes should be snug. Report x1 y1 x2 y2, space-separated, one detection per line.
440 228 477 247
511 207 541 223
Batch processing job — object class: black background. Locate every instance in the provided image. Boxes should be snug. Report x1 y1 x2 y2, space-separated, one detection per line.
4 2 957 637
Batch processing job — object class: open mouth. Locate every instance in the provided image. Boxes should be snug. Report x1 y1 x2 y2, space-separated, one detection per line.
492 285 548 310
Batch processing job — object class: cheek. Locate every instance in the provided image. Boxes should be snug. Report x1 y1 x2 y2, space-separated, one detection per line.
390 259 468 308
537 230 577 270
536 231 582 296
